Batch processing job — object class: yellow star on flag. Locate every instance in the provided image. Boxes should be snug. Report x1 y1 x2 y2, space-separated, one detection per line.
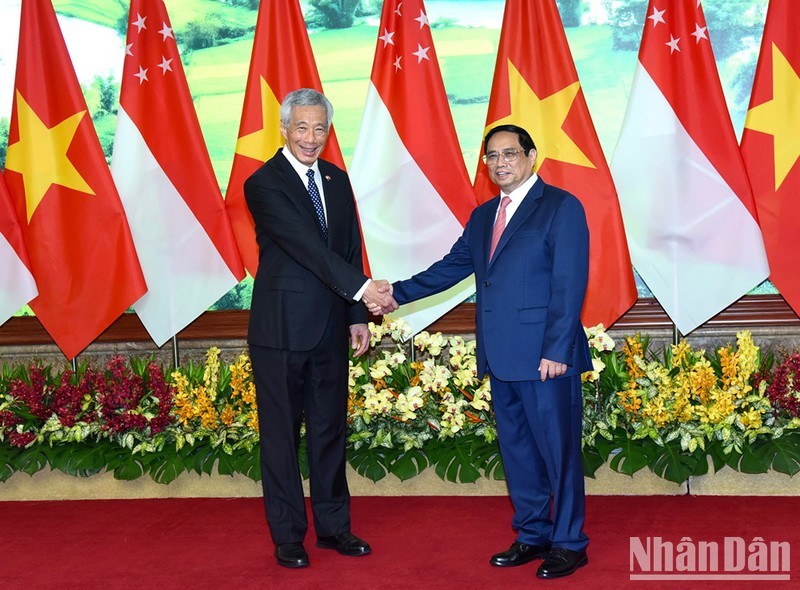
744 43 800 191
5 91 94 222
488 60 595 172
235 76 282 161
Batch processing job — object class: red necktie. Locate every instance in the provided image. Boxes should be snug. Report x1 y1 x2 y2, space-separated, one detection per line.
488 196 511 260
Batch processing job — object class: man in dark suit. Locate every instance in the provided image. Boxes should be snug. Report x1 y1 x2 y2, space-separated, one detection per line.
372 124 591 579
244 88 396 569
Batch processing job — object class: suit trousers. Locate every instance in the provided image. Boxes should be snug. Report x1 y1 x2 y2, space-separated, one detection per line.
250 314 351 544
489 370 589 552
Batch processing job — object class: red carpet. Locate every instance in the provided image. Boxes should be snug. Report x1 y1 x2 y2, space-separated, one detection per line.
1 495 798 589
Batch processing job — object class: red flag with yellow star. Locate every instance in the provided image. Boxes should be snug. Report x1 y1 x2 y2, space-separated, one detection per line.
741 1 800 316
473 0 636 329
225 0 350 276
4 0 145 359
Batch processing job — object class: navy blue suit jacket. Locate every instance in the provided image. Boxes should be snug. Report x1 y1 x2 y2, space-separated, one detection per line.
393 177 592 381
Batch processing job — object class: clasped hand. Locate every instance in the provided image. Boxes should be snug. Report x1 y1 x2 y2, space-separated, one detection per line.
363 279 398 315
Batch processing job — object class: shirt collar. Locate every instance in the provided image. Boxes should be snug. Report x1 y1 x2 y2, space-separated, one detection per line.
501 171 538 204
282 145 321 179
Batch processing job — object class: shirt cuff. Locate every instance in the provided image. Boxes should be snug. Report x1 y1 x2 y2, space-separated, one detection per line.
354 278 371 301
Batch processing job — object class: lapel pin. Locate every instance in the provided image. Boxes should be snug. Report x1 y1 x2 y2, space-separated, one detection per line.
324 175 331 182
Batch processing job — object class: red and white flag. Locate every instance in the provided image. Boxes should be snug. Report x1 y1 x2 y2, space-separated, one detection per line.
611 0 768 334
473 0 636 329
111 0 245 346
0 171 37 325
741 1 800 316
4 0 146 359
225 0 351 277
350 0 477 332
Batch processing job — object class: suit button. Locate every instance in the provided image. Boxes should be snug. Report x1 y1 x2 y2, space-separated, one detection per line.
483 281 490 287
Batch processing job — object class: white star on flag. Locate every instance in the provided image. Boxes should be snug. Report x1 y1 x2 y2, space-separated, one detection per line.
394 55 402 71
414 9 429 28
135 65 148 84
691 23 708 43
133 13 146 32
379 28 395 47
666 35 680 53
648 7 666 27
412 44 430 63
158 23 174 41
125 43 133 56
158 56 173 74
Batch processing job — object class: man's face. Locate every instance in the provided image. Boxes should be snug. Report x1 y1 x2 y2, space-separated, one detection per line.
280 105 329 166
485 131 537 194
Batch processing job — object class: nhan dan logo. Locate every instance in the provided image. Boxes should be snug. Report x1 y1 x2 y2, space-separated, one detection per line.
630 536 791 581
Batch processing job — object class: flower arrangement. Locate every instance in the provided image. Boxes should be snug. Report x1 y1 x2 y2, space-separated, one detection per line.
2 320 800 485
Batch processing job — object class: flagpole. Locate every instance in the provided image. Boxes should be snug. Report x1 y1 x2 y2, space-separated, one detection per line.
171 335 180 369
673 324 681 347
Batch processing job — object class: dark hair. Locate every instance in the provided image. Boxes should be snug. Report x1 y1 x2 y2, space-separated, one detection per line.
483 124 536 155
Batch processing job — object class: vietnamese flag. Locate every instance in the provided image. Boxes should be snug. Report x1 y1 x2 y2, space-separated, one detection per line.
473 0 636 329
111 0 245 346
741 0 800 316
0 171 37 325
225 0 349 276
4 0 146 359
350 0 478 333
612 0 768 335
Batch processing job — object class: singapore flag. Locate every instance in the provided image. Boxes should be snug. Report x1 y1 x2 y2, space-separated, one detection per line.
612 1 768 334
111 1 244 346
0 172 37 324
350 0 478 333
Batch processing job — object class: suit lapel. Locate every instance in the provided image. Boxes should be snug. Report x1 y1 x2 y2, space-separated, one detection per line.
275 151 330 246
486 177 545 267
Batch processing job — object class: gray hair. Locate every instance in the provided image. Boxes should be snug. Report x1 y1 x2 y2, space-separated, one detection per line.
280 88 334 129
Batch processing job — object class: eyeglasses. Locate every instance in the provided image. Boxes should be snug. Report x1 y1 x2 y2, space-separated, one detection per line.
482 148 524 165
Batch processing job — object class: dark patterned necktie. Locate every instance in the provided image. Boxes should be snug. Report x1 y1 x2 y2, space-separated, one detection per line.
306 168 328 243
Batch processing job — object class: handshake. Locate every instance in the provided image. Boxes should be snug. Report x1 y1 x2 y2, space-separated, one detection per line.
363 279 399 315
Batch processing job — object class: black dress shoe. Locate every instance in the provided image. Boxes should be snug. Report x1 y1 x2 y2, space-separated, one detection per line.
274 542 309 568
536 547 588 579
489 541 551 567
316 532 371 556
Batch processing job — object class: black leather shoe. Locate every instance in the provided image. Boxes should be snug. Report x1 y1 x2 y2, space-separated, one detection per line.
536 547 588 579
489 541 551 567
274 542 309 568
316 532 371 556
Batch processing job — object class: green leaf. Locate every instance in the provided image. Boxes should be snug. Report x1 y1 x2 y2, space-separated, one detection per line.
647 441 697 484
752 434 800 476
113 457 144 480
609 437 651 476
149 454 185 484
429 439 481 483
389 449 427 481
706 440 733 473
582 446 604 478
17 447 48 476
348 446 391 482
738 444 771 474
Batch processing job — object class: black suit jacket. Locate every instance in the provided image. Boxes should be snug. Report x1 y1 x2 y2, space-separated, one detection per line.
244 149 368 351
